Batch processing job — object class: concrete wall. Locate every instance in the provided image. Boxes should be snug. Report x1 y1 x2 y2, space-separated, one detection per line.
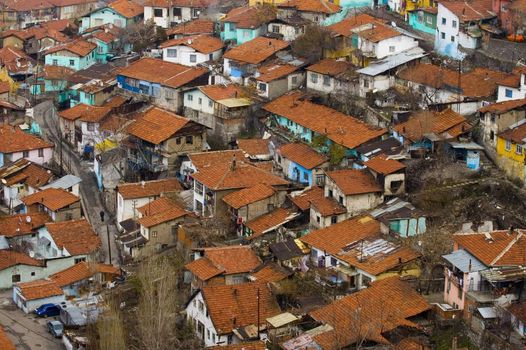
117 193 161 227
480 109 526 146
309 207 347 229
186 291 230 347
375 35 418 59
1 147 54 167
163 45 222 67
45 50 96 71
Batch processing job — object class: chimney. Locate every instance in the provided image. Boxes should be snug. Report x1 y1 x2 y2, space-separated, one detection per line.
231 154 237 170
508 225 514 236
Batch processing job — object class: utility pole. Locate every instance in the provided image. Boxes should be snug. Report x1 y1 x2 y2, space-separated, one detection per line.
256 287 260 339
106 224 112 264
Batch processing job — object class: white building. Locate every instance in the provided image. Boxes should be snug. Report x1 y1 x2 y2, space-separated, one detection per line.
13 280 66 313
306 58 357 95
254 62 304 100
160 35 223 66
497 67 526 102
267 18 306 42
144 0 203 28
352 22 419 60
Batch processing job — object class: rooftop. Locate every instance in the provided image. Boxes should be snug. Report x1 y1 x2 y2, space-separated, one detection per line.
443 249 486 273
0 46 34 73
189 149 246 170
479 98 526 114
117 178 182 200
325 169 382 195
440 0 495 22
198 84 246 102
0 125 53 154
236 138 271 158
45 219 101 255
222 6 276 29
223 37 290 65
45 39 96 57
0 213 51 238
166 19 215 36
289 186 326 211
328 13 384 38
137 197 189 228
108 0 144 18
250 262 291 283
256 63 299 82
278 0 340 14
49 261 119 287
245 208 299 239
498 121 526 143
16 280 63 301
364 156 406 175
22 188 79 211
306 58 356 78
0 250 42 271
159 34 223 54
0 158 53 188
278 142 328 170
393 109 470 142
58 103 112 123
222 183 276 209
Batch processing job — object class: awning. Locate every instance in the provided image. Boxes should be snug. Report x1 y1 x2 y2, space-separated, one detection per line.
267 312 299 328
477 307 497 319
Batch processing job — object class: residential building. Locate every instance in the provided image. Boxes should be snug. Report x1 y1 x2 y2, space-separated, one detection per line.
0 250 45 289
86 27 130 64
369 197 426 237
494 120 526 185
0 46 36 77
0 0 56 28
125 106 208 177
179 149 246 186
117 57 209 113
160 35 224 66
0 125 54 167
276 0 341 26
185 246 261 290
40 174 82 197
236 138 272 161
166 19 215 39
185 282 280 347
276 142 328 186
13 280 65 313
49 0 99 20
507 302 526 337
44 40 97 71
408 7 438 35
434 0 495 59
79 0 144 33
496 66 526 102
266 17 307 41
243 208 300 240
479 98 526 146
306 58 357 96
364 156 406 196
144 0 206 28
0 212 51 245
31 65 75 103
220 6 275 45
22 187 82 221
253 62 304 100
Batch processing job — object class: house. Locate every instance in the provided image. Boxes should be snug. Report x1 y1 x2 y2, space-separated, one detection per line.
185 245 261 290
220 6 275 45
389 0 434 15
243 208 300 240
392 109 472 155
79 0 143 33
0 46 36 77
0 250 44 289
237 138 272 161
0 159 54 211
364 156 406 196
94 146 127 192
144 0 206 28
31 65 75 102
183 84 253 142
125 106 208 178
0 212 51 246
434 0 496 59
40 174 81 197
408 7 438 35
249 262 291 284
0 29 38 52
0 0 56 28
115 178 183 227
288 185 345 228
191 157 289 218
185 282 280 347
166 19 215 39
180 149 246 186
266 16 308 42
13 280 65 313
306 58 357 96
301 216 421 291
496 66 526 102
269 239 308 269
222 37 290 83
276 142 328 186
253 62 304 100
44 40 97 71
22 187 82 221
117 57 209 113
494 120 526 185
479 98 526 147
369 197 426 237
507 302 526 337
276 0 341 26
160 35 224 66
0 125 54 167
86 27 130 64
49 0 99 20
66 63 121 107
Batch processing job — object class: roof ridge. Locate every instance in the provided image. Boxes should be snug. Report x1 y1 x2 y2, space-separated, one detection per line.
490 231 524 265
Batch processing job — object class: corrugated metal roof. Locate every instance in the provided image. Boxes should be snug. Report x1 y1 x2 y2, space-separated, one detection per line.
266 312 299 328
41 174 82 190
356 47 426 76
217 97 253 107
478 307 497 319
443 249 486 273
448 141 484 150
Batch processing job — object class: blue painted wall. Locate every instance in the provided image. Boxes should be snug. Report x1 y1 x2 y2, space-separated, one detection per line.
117 75 161 97
80 7 139 33
287 161 313 185
45 50 96 71
390 217 426 237
221 23 262 45
408 11 437 35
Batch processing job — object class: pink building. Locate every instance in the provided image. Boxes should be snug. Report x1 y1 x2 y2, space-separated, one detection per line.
0 125 54 167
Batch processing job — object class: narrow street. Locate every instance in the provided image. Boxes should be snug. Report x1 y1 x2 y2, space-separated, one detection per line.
33 100 120 266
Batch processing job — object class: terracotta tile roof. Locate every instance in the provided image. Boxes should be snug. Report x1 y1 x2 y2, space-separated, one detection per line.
393 109 470 142
159 34 223 54
309 277 430 348
117 178 182 199
16 279 63 301
137 197 189 228
28 26 70 42
45 39 96 57
263 92 386 150
48 0 98 6
0 46 34 73
58 103 112 123
40 18 77 32
326 169 382 195
209 341 266 350
498 122 526 144
306 58 355 77
166 19 215 36
496 73 520 88
237 138 270 157
4 0 54 11
440 0 495 22
250 263 290 283
118 57 208 89
509 0 526 12
45 219 101 256
222 183 276 209
327 13 384 37
245 208 298 239
223 37 290 65
453 230 526 266
397 63 511 98
289 186 325 211
42 65 75 80
0 81 9 94
91 30 116 44
0 126 53 153
198 84 246 102
126 106 193 144
508 301 526 324
278 142 327 169
22 188 79 211
192 160 289 191
189 150 246 170
49 261 119 287
145 0 209 7
395 338 428 350
310 195 347 216
0 327 15 350
0 29 35 40
479 98 526 114
0 250 43 271
0 158 53 188
358 23 401 42
108 0 143 18
278 0 340 14
364 156 405 175
186 256 224 280
256 63 298 82
201 282 281 335
222 6 275 29
0 213 51 238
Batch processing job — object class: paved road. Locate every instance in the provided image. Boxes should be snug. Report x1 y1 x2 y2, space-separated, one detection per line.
33 101 120 266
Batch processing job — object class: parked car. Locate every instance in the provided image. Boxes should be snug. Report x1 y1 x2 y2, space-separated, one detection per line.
47 320 64 338
35 303 60 317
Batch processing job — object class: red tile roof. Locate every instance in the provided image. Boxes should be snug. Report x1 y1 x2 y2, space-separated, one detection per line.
209 341 266 350
49 261 119 287
250 263 290 283
45 219 101 256
0 327 15 350
278 0 340 14
326 169 382 195
278 142 328 169
159 34 223 54
42 65 75 80
166 19 215 37
310 195 347 216
440 0 495 22
263 92 386 150
393 109 470 142
306 58 355 77
364 156 406 175
289 186 325 211
223 37 290 65
0 250 43 271
137 197 189 228
189 150 246 170
498 122 526 144
358 23 401 42
0 126 53 154
58 103 112 123
199 84 246 102
0 158 53 188
4 0 54 11
237 138 270 157
479 98 526 114
16 279 63 301
222 6 276 29
22 188 79 211
45 39 96 57
245 208 298 239
508 301 526 324
0 213 51 238
108 0 143 18
328 13 384 37
222 183 276 209
256 63 298 82
117 178 182 199
0 46 34 73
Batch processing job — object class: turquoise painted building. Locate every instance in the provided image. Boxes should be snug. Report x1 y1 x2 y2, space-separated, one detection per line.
370 198 427 237
44 41 97 71
79 0 144 33
220 22 263 45
408 8 437 35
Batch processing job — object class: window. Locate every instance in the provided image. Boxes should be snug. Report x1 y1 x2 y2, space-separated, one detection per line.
171 225 178 235
229 23 236 32
195 181 203 195
303 172 308 181
187 94 193 101
31 272 35 276
441 32 445 39
186 135 193 144
389 45 395 52
490 130 495 141
363 79 369 88
11 274 20 283
212 333 216 344
426 15 433 24
330 257 337 266
198 97 202 105
339 195 343 204
505 140 511 151
154 8 163 17
74 257 86 264
69 59 74 66
165 89 174 99
208 100 213 107
505 88 513 98
310 73 318 84
98 45 104 53
452 20 457 28
451 36 455 42
517 144 523 154
258 82 267 92
176 137 181 145
441 17 446 25
207 329 210 339
316 216 320 224
243 30 250 38
38 148 44 157
291 76 298 85
167 49 177 57
209 53 213 61
52 59 58 65
23 150 29 158
272 25 280 33
192 8 199 17
331 216 337 224
323 75 330 86
87 123 94 131
189 54 197 63
173 7 181 16
151 231 157 238
198 301 204 312
65 212 72 221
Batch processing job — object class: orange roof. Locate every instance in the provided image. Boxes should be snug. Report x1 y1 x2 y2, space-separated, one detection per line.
310 195 347 216
0 250 42 270
498 122 526 144
201 282 280 335
0 46 34 73
479 98 526 114
108 0 143 18
91 30 116 44
16 280 63 301
117 178 182 199
453 230 526 266
0 81 9 94
263 92 386 150
309 277 430 348
118 57 208 89
45 219 101 255
159 34 223 54
199 84 245 102
223 37 289 65
189 150 246 170
22 188 79 211
245 208 298 239
222 183 276 209
49 261 119 287
237 138 270 157
0 125 53 153
185 257 224 280
42 65 75 80
0 327 15 350
137 197 189 228
440 0 494 22
166 19 214 36
328 13 384 37
210 341 266 350
364 156 405 175
326 169 382 195
0 213 51 238
45 39 96 57
250 263 290 283
278 142 327 169
289 186 325 211
126 106 194 144
509 0 526 12
0 158 53 188
222 6 275 29
393 109 469 142
278 0 340 14
358 23 401 42
4 0 54 11
306 58 355 77
256 63 298 82
58 103 111 123
508 301 526 324
192 160 289 191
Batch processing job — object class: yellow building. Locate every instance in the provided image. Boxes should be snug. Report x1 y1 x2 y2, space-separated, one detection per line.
248 0 287 6
398 0 436 15
495 122 526 184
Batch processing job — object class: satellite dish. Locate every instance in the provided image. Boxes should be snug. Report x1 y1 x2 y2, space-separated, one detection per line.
28 250 35 258
26 216 31 223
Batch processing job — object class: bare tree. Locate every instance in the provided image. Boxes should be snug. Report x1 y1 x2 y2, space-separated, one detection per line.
122 19 167 52
292 25 337 62
96 297 127 350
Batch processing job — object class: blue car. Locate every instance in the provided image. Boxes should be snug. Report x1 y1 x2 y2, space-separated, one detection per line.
34 303 60 317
